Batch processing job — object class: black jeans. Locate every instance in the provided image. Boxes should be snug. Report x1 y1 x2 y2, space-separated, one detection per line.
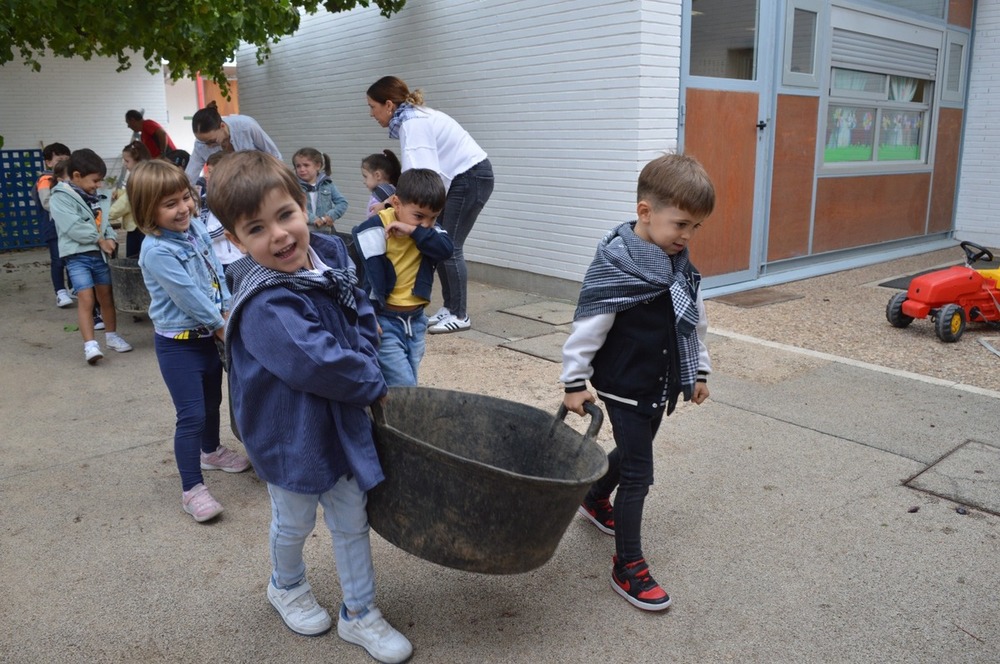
587 403 663 563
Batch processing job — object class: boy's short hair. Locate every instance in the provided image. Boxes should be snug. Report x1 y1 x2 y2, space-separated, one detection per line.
42 143 71 162
637 154 715 218
67 149 107 179
207 151 305 233
205 151 227 168
395 169 446 212
127 160 192 235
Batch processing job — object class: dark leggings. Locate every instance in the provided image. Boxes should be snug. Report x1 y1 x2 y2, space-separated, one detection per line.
153 335 223 491
586 403 663 563
46 238 69 292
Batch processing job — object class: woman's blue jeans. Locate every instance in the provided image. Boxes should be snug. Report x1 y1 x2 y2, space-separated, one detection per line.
587 403 664 563
154 335 223 491
436 159 494 319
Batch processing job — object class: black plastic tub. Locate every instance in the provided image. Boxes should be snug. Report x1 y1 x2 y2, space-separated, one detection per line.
109 258 150 314
367 387 607 574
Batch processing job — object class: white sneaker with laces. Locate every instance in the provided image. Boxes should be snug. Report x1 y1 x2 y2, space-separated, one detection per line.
338 605 413 663
56 290 73 308
268 580 332 636
105 334 133 353
426 306 450 324
428 314 471 334
84 341 103 365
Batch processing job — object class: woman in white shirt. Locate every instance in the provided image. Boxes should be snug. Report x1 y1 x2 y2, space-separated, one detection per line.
366 76 494 334
186 102 282 183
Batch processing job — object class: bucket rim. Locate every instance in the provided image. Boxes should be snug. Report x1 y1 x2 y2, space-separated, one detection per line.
375 422 608 488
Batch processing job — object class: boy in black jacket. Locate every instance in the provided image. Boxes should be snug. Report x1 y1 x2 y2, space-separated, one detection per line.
561 153 715 611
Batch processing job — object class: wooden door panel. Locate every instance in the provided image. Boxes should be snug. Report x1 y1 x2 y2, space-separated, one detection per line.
683 89 757 276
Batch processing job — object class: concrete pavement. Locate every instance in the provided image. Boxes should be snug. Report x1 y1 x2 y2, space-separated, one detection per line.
1 246 998 663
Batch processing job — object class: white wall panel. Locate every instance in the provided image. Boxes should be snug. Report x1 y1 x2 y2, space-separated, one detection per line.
237 0 684 283
0 53 169 167
954 2 1000 246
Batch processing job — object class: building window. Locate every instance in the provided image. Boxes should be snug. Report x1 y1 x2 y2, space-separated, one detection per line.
942 30 969 104
871 0 945 20
824 69 931 164
782 0 823 88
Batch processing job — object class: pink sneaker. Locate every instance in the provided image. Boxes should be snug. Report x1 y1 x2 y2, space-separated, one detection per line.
200 446 251 473
182 483 223 522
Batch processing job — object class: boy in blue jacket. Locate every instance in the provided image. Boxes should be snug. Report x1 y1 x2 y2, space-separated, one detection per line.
51 148 132 364
211 151 412 664
561 154 714 612
353 168 453 387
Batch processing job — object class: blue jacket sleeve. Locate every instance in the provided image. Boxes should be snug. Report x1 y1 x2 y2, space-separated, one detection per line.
411 224 454 262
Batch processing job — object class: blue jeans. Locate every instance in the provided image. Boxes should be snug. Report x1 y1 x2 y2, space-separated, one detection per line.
436 159 494 319
46 238 68 292
153 335 223 491
376 310 427 387
64 252 111 291
587 404 663 563
267 478 376 614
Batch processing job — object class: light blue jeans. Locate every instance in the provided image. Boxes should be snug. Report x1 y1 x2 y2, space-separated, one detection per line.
376 310 427 387
267 477 375 613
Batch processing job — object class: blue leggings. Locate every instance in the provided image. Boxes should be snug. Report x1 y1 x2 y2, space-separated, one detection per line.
46 238 68 292
154 335 223 491
586 404 663 563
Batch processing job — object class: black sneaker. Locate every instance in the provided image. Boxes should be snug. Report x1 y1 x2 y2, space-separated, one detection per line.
93 307 105 331
611 556 672 611
578 496 614 535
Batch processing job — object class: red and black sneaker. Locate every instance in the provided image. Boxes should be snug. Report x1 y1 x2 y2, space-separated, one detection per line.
578 497 614 535
611 556 672 611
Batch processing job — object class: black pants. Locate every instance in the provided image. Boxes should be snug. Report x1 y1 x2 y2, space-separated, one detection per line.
587 403 664 563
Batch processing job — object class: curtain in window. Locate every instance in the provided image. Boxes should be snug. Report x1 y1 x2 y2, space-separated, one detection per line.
889 76 917 101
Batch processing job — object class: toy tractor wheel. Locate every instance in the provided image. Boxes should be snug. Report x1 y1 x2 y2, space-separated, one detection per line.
935 304 966 342
886 292 913 328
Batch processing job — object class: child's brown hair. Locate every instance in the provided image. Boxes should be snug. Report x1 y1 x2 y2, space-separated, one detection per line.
637 154 715 218
126 160 194 235
207 151 305 233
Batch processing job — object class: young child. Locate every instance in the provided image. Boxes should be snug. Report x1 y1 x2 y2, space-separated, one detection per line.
353 168 453 387
293 148 348 234
109 141 152 258
199 152 243 272
50 148 133 364
210 151 412 664
361 149 401 216
33 142 74 308
560 154 715 612
130 160 250 522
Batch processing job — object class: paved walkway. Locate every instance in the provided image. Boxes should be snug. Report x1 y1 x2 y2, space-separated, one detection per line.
1 246 998 663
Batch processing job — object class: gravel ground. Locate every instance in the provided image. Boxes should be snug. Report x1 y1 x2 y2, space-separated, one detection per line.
703 247 1000 392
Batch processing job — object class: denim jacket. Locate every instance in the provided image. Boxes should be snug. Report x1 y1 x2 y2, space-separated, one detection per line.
139 217 230 332
302 175 349 235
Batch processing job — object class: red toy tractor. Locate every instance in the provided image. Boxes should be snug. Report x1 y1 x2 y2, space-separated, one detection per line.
886 241 1000 342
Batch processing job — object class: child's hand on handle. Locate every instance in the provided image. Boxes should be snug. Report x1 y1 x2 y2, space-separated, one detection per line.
563 389 596 417
691 382 710 405
98 238 117 256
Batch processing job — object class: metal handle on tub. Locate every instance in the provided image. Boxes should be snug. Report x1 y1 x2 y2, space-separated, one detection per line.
555 402 604 442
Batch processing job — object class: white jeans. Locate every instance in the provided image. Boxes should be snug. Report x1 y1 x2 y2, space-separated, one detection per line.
267 476 375 613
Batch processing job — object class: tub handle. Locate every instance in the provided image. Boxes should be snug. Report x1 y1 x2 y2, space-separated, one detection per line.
371 399 388 427
555 402 603 442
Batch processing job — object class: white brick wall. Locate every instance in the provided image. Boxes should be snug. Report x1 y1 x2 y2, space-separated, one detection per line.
955 5 1000 246
237 0 684 283
0 53 170 169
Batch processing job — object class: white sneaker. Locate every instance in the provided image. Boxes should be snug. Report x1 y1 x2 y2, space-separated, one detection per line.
84 341 103 365
56 290 73 308
105 334 133 353
268 580 332 636
427 306 450 324
428 314 471 334
338 605 413 663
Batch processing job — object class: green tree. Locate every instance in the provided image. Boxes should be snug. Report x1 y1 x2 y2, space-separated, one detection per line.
0 0 405 94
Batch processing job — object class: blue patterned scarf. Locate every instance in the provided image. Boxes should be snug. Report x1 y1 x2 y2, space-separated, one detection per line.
387 102 419 139
575 221 702 392
224 249 357 369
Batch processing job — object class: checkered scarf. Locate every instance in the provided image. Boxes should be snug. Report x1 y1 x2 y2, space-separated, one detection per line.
224 252 357 369
575 221 701 389
387 102 419 139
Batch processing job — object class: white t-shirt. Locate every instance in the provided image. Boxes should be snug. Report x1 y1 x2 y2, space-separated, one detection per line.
399 106 487 191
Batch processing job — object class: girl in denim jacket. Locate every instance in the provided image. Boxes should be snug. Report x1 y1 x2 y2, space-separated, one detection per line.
293 148 348 235
130 160 251 523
